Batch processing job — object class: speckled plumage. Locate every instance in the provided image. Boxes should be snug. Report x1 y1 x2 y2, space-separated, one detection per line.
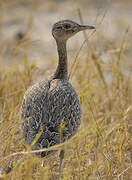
20 20 95 158
20 78 81 157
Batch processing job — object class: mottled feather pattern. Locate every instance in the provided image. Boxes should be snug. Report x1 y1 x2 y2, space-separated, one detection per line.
20 79 81 157
19 20 93 159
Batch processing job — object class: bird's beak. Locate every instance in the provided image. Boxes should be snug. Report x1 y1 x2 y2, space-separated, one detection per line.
79 25 95 31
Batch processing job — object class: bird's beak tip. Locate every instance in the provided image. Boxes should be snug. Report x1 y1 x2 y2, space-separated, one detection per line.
89 26 95 29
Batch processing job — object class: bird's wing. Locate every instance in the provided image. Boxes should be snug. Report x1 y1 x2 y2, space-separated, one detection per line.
47 79 81 141
20 79 51 144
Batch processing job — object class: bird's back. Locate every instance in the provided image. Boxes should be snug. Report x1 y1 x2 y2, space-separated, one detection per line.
20 78 81 157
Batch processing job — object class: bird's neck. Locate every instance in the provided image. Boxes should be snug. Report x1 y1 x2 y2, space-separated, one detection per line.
53 39 68 80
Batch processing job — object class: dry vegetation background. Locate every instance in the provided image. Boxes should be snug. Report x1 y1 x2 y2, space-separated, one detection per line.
0 0 132 179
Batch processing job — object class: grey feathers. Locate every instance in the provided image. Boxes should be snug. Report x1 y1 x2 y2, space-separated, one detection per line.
20 79 81 157
20 20 88 158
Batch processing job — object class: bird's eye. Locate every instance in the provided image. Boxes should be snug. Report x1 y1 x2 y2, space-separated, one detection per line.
63 24 71 29
56 26 62 30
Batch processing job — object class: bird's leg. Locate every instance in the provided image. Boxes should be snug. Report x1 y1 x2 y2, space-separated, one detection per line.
58 149 64 179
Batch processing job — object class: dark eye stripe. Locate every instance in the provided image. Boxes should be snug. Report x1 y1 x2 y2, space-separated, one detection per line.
56 26 62 29
63 24 71 29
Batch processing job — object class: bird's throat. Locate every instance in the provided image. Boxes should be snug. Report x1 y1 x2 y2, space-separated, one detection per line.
53 40 68 80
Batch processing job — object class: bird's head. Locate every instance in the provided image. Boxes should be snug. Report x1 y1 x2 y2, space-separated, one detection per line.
52 20 95 41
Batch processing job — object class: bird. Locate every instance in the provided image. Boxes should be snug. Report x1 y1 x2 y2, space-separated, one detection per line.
20 19 95 176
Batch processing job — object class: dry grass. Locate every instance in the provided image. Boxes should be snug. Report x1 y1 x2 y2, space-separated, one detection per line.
0 1 132 180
